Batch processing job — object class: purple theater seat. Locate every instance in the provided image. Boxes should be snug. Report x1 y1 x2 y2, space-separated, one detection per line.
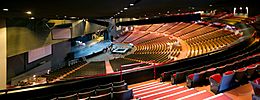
209 71 235 94
186 71 206 88
113 89 134 100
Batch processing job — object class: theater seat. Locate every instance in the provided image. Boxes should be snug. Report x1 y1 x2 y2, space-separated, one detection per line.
90 93 112 100
78 90 95 99
113 80 125 86
99 83 113 89
57 93 78 100
209 71 235 94
186 71 205 88
234 67 247 84
113 89 134 100
171 71 185 85
96 87 112 95
113 83 128 92
246 64 257 79
250 78 260 100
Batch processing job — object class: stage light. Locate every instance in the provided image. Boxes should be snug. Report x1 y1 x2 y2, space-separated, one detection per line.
25 11 32 15
124 8 128 10
3 9 8 11
130 3 134 6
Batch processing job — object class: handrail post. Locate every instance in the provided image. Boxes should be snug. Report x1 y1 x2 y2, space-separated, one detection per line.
153 63 156 80
120 65 122 81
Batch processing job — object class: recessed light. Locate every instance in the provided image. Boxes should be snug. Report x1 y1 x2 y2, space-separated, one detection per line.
167 11 170 13
209 5 212 7
70 17 76 19
178 9 181 12
120 10 123 12
3 9 8 11
118 12 120 14
130 4 134 6
25 11 32 15
124 8 128 10
30 17 35 19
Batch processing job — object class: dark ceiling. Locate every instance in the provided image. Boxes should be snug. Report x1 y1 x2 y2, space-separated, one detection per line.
0 0 258 19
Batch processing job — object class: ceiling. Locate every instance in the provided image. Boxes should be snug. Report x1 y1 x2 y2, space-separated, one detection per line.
0 0 257 19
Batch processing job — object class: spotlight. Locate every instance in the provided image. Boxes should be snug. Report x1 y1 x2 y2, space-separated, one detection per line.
130 3 134 6
120 10 123 12
124 8 128 10
25 11 32 15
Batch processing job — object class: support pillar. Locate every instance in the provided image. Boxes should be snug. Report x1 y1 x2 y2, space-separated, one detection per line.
0 19 7 90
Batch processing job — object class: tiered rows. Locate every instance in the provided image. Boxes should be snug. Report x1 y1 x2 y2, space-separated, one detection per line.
130 81 231 100
126 37 181 63
186 29 241 57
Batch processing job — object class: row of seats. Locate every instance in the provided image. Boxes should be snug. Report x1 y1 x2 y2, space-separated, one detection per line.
126 37 181 63
209 62 259 94
160 42 259 83
51 80 134 100
187 30 240 57
46 60 87 82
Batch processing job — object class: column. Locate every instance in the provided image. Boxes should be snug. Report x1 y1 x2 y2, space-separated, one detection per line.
0 19 7 90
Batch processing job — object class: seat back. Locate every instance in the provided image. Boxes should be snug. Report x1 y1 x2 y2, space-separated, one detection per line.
113 80 125 86
113 83 128 92
96 87 112 95
234 67 247 83
99 83 112 89
57 93 78 100
90 93 112 100
113 89 134 100
219 71 235 92
78 90 95 99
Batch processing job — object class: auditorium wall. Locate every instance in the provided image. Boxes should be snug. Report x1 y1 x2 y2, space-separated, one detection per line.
7 19 106 83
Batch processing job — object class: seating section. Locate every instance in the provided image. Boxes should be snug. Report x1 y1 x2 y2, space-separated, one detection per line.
64 61 106 78
126 37 181 63
51 80 133 100
130 81 231 100
109 58 140 72
186 29 241 57
46 60 87 82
